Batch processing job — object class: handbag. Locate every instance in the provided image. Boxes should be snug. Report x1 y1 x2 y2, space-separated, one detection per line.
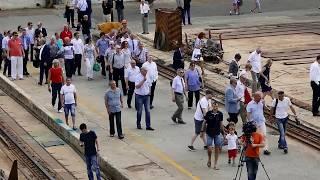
191 48 201 61
93 63 101 72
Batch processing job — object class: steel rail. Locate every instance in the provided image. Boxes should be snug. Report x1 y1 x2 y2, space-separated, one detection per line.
0 107 56 180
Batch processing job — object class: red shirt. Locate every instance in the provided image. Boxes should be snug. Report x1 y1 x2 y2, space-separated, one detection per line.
50 67 63 83
60 30 73 43
243 132 264 158
8 38 23 57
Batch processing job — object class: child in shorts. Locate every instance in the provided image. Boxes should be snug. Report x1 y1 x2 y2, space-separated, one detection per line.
226 124 238 166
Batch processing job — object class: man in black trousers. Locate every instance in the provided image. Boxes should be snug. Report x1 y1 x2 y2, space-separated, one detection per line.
183 0 192 25
309 55 320 116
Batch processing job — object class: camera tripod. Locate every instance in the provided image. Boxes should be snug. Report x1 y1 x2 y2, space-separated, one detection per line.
233 142 271 180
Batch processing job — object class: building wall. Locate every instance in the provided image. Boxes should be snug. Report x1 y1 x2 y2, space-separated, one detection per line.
0 0 46 10
0 0 135 10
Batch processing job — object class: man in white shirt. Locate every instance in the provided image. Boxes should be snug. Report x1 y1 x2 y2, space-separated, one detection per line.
309 55 320 116
171 68 187 124
270 91 298 154
60 78 77 130
188 90 213 151
76 0 88 31
71 32 84 76
140 0 150 34
235 74 247 123
26 22 35 63
135 67 154 131
246 91 270 155
2 31 11 77
247 47 262 93
125 60 140 108
128 34 139 55
142 56 158 109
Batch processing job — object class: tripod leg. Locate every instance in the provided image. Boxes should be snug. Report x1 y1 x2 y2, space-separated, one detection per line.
258 159 271 180
233 146 246 180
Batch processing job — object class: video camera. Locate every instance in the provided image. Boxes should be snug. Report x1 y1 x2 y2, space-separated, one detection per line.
242 121 257 144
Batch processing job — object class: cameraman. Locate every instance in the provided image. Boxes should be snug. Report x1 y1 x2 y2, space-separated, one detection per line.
241 122 265 180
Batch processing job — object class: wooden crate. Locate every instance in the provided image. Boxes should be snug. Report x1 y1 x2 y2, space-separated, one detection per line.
154 8 182 51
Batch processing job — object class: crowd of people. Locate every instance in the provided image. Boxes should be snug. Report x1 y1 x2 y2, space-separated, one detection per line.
1 1 317 180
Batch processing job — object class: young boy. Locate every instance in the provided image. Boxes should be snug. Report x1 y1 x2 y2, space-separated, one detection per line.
226 124 238 166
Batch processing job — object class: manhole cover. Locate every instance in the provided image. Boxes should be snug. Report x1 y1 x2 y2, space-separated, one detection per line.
42 140 65 148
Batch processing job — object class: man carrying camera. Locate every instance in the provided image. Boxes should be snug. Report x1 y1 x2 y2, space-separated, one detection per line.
270 91 298 154
241 122 265 180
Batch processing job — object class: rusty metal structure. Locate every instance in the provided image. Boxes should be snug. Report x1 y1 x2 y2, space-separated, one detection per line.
154 8 182 51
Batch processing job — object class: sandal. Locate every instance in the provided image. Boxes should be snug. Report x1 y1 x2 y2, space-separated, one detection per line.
207 161 211 168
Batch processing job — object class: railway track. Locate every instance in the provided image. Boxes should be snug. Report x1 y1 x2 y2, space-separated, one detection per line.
157 63 320 151
0 106 56 180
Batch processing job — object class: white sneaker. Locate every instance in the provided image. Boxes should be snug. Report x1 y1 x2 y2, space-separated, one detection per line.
58 109 63 113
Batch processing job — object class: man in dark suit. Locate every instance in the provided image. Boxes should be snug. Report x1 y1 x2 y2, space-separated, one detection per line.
35 22 47 38
39 37 59 85
173 44 185 71
228 53 241 78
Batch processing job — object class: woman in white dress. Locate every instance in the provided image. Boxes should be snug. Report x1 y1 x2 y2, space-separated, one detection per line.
84 38 97 80
192 32 206 75
121 41 132 68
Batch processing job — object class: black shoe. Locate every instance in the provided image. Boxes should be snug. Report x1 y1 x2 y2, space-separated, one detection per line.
150 105 154 109
263 150 271 155
110 134 115 137
146 127 155 131
137 126 142 130
228 159 231 164
278 144 284 149
171 117 177 123
72 25 76 28
284 149 288 154
177 120 186 124
119 135 124 139
78 73 83 76
313 113 320 116
38 82 42 86
204 145 208 150
44 82 48 84
188 145 196 151
8 75 11 77
128 105 132 108
23 72 30 76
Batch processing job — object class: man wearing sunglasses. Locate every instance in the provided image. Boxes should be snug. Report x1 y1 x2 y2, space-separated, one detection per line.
7 32 25 80
171 69 187 124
